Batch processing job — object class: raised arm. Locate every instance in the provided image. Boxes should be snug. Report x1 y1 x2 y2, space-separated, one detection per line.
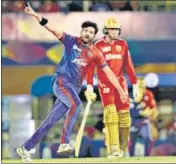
24 2 63 40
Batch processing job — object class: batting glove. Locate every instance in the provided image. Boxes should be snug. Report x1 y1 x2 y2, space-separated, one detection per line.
84 84 97 102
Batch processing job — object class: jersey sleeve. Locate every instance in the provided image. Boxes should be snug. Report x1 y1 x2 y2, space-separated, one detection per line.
146 91 156 109
94 50 107 68
60 32 74 48
124 42 137 84
87 63 96 85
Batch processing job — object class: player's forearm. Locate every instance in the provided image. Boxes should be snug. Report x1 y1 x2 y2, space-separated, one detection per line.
44 21 63 39
25 3 63 39
33 13 63 39
104 67 124 93
109 74 123 93
33 12 42 22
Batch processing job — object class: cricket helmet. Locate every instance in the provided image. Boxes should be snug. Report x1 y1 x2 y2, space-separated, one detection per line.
103 17 121 35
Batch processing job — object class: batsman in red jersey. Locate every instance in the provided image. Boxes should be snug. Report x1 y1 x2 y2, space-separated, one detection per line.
86 17 141 158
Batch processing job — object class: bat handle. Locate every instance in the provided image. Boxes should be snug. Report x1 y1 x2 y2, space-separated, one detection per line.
88 100 93 105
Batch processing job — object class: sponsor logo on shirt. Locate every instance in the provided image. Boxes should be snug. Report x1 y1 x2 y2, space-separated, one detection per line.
102 46 111 52
87 52 92 57
72 58 87 67
105 54 122 60
130 126 138 132
73 44 82 52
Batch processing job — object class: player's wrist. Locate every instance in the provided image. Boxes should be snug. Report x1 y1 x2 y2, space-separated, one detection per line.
117 87 124 94
39 17 48 26
34 14 44 24
86 84 94 92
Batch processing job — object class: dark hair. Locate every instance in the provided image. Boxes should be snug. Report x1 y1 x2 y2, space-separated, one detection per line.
81 21 99 34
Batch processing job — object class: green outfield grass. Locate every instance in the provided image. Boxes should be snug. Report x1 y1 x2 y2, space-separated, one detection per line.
2 156 176 163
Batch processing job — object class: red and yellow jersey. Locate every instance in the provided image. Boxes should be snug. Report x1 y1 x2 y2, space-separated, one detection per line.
142 89 156 109
87 37 137 86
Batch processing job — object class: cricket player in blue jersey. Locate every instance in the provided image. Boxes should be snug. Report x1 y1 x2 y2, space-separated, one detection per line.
129 78 159 156
16 2 128 163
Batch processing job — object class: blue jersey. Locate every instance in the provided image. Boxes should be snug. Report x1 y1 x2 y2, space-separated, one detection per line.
55 33 107 87
130 98 148 128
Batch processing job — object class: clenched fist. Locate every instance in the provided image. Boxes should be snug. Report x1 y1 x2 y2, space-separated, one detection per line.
85 84 97 102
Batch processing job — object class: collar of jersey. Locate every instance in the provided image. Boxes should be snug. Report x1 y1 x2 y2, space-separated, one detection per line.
103 36 113 45
102 36 118 45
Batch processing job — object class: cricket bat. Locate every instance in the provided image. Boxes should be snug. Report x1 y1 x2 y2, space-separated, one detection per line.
75 100 92 157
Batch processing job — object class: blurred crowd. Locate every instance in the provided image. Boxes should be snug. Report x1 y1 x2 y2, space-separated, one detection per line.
2 0 176 13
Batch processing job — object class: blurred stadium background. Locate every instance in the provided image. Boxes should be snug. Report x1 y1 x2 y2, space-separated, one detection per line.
2 0 176 161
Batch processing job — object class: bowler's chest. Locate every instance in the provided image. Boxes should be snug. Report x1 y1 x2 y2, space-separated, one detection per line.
70 44 94 66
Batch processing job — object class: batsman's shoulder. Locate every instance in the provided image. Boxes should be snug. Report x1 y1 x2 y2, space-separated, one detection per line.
145 89 154 97
118 38 128 45
94 38 104 48
92 44 102 54
93 47 104 58
94 38 103 45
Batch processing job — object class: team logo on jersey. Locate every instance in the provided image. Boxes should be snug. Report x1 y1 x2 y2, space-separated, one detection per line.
103 88 110 94
73 44 82 52
87 52 92 57
116 45 122 52
72 58 87 67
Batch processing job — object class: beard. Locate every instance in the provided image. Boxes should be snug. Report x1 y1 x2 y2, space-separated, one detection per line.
82 36 93 44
